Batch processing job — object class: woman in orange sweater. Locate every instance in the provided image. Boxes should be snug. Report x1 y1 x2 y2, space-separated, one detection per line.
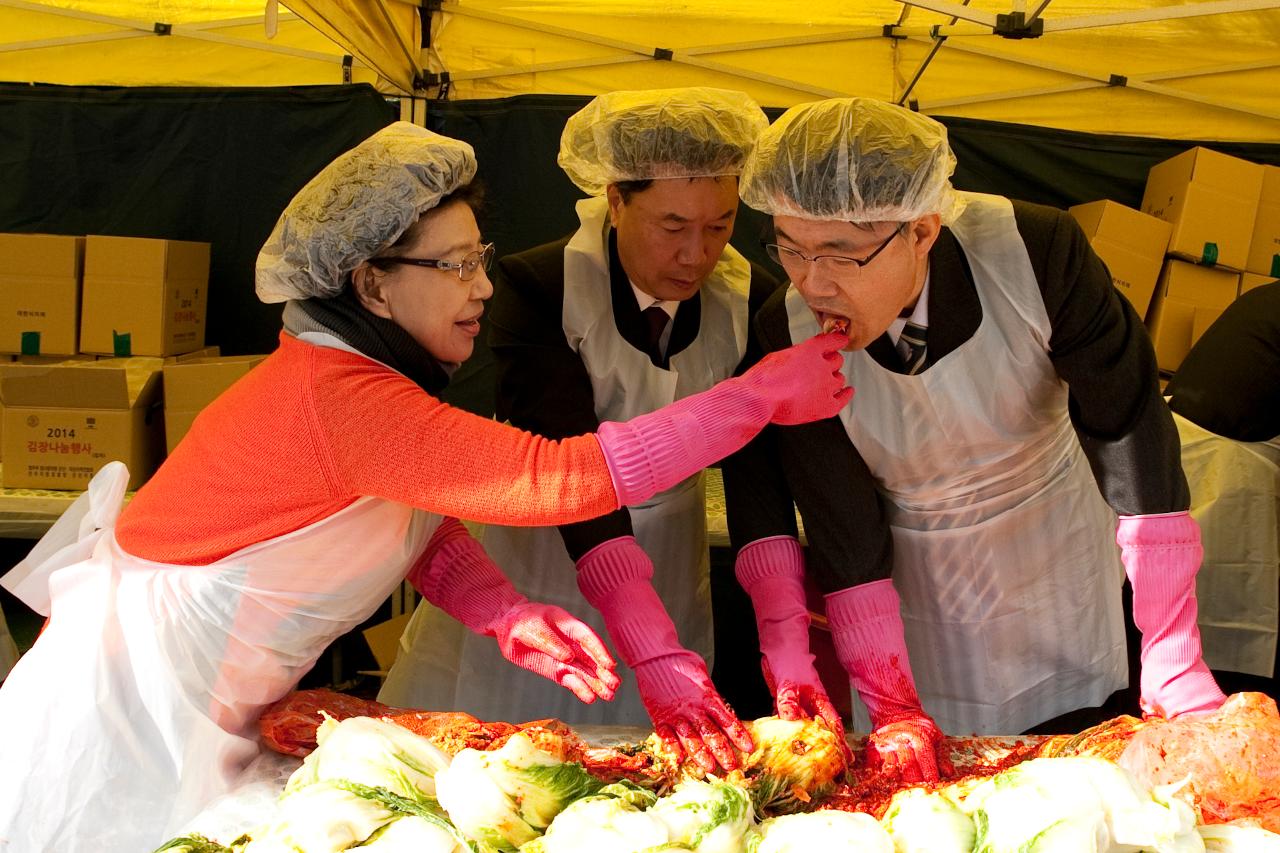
0 123 849 852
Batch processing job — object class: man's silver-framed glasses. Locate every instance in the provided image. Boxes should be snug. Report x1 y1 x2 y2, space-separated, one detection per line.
763 223 906 275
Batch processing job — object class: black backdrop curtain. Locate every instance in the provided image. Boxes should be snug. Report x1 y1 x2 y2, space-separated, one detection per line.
0 83 395 366
4 85 1280 416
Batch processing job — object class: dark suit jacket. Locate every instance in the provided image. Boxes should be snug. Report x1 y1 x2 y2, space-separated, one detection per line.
1166 280 1280 442
488 228 782 561
722 200 1189 593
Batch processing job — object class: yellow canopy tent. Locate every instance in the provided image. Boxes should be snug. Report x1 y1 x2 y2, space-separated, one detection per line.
6 1 1280 139
424 0 1280 141
0 0 418 92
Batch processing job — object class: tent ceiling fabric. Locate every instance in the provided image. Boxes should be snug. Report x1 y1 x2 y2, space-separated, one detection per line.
6 0 1280 140
281 0 421 93
429 0 1280 140
0 0 406 90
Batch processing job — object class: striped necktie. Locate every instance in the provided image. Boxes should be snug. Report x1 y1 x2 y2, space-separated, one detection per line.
897 320 928 375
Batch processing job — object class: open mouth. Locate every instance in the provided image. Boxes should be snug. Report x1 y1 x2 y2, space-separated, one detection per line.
817 311 850 336
455 315 482 334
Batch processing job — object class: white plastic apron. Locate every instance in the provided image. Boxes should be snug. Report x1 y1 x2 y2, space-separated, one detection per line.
787 192 1127 736
381 196 750 724
0 340 443 853
1173 411 1280 676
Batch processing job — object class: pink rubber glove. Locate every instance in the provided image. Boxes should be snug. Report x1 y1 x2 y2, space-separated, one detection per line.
826 579 951 783
577 535 754 774
409 518 620 703
597 330 851 507
736 536 852 766
1118 511 1227 719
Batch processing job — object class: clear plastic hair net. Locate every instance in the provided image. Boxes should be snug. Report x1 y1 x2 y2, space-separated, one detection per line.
740 98 966 224
255 122 477 303
558 87 769 196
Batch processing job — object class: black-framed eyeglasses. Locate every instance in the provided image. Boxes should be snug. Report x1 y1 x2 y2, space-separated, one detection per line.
369 242 495 282
762 223 906 276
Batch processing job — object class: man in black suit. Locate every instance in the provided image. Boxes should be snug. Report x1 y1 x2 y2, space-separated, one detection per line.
387 88 825 775
724 97 1226 782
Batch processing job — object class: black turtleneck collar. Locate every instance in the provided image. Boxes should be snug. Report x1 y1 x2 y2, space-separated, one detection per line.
283 285 453 395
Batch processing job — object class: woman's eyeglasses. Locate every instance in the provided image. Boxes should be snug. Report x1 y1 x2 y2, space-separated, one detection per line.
370 242 495 282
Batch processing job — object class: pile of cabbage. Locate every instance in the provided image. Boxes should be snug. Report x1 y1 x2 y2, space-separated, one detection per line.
155 715 1280 853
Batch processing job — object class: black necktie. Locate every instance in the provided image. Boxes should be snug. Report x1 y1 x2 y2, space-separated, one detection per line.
642 304 670 364
897 320 928 375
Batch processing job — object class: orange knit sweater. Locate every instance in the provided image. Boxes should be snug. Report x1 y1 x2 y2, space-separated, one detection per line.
115 333 619 565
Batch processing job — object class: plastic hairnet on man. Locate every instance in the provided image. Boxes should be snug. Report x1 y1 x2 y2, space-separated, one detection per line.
378 88 857 778
726 95 1224 784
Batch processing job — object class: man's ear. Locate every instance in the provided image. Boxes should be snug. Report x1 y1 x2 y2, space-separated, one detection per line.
908 213 943 258
605 184 625 228
351 263 394 320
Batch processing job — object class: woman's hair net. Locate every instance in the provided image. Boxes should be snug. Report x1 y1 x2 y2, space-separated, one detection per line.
255 122 477 304
740 98 966 224
558 87 769 196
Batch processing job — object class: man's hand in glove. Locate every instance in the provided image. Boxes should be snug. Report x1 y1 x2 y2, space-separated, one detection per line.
1118 512 1226 719
863 712 952 784
737 536 852 766
635 651 755 775
577 535 755 773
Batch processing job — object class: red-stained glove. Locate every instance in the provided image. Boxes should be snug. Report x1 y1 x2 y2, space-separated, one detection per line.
825 579 951 784
408 518 620 704
736 536 852 766
596 330 850 507
577 535 754 774
1118 511 1227 719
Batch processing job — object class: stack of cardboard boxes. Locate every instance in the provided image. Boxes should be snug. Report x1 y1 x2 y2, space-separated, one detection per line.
1070 147 1280 374
0 234 264 491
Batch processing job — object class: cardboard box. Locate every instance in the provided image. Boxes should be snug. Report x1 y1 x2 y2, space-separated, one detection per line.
14 354 95 365
162 355 266 453
1141 147 1263 270
1240 272 1276 296
79 236 210 357
1246 165 1280 277
1145 260 1240 372
0 234 83 356
0 359 164 490
1069 200 1172 318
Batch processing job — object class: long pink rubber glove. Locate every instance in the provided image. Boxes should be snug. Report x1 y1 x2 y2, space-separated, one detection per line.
826 579 950 783
1118 511 1227 719
597 330 850 507
577 535 754 774
408 517 621 703
736 536 853 767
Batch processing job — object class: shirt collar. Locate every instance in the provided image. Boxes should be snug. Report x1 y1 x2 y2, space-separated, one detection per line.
629 280 679 320
888 270 931 346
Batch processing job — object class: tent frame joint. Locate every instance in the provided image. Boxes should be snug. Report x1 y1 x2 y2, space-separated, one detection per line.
652 47 674 61
992 11 1044 39
422 69 451 98
1108 73 1128 87
882 23 907 39
152 21 171 36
